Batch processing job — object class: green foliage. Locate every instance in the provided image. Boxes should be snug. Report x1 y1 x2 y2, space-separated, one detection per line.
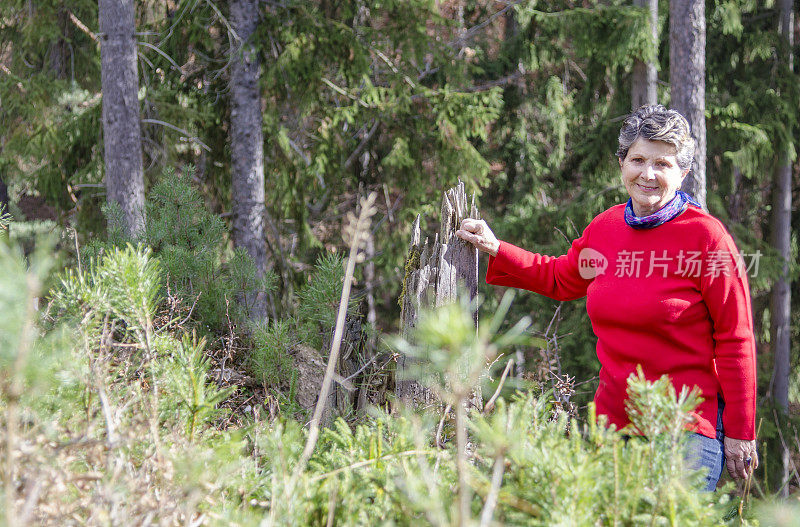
393 292 534 402
159 333 235 441
464 394 727 526
2 249 769 524
242 253 360 397
5 219 63 266
5 0 795 399
2 0 798 520
385 299 731 525
95 244 162 335
240 253 359 394
0 0 102 208
296 253 359 351
755 499 800 526
624 365 704 441
145 168 227 251
252 294 735 524
143 168 277 331
54 244 161 345
248 319 294 388
87 168 277 334
144 167 231 330
0 239 61 397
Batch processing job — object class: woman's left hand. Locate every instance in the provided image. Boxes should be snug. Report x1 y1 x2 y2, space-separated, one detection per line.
724 437 758 480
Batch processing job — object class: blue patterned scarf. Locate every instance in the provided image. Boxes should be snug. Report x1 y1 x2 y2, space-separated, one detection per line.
624 190 701 229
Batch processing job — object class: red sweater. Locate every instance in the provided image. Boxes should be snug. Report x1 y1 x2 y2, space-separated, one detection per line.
487 204 757 440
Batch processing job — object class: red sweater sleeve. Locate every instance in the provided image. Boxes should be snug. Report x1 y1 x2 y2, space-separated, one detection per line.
699 233 757 440
486 226 594 301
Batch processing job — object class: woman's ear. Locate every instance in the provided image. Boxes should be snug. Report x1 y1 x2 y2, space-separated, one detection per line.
618 157 623 168
681 168 690 181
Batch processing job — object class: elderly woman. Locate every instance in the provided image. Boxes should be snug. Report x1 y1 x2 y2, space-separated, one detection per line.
456 105 757 491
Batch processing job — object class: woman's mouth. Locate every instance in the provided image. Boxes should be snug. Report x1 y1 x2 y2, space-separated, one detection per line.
637 183 659 192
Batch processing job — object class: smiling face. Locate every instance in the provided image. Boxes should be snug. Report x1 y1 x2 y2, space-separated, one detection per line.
619 138 690 217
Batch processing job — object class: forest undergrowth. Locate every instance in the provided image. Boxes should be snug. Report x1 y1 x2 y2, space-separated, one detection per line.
0 190 798 526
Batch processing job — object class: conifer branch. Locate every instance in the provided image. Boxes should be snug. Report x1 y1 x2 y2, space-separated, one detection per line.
137 41 183 73
141 119 211 151
0 64 25 92
448 0 525 49
462 70 524 93
343 119 380 170
204 0 241 42
68 11 99 44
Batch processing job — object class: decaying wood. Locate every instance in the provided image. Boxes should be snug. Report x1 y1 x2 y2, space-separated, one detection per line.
397 181 480 408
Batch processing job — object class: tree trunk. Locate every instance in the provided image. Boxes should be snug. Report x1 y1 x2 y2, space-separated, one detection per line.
669 0 706 209
229 0 268 319
771 0 794 498
398 182 480 408
50 4 70 80
100 0 145 237
632 0 658 109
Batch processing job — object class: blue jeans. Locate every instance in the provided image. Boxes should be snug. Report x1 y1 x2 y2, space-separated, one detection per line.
683 397 725 492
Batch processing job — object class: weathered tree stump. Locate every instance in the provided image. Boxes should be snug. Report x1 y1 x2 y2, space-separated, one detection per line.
397 181 480 408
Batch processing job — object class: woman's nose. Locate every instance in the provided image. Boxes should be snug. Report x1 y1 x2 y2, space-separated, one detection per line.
641 165 657 180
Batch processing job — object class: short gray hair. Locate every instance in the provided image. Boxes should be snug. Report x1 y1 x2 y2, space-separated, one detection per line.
616 105 694 171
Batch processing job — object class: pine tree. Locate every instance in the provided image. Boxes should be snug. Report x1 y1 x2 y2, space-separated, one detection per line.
632 0 659 108
229 0 268 320
99 0 145 236
670 0 706 208
771 0 794 497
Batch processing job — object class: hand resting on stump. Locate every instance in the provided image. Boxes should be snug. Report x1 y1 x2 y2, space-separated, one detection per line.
456 219 500 257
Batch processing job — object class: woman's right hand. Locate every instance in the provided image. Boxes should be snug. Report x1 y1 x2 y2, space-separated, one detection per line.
456 219 500 257
724 437 759 480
